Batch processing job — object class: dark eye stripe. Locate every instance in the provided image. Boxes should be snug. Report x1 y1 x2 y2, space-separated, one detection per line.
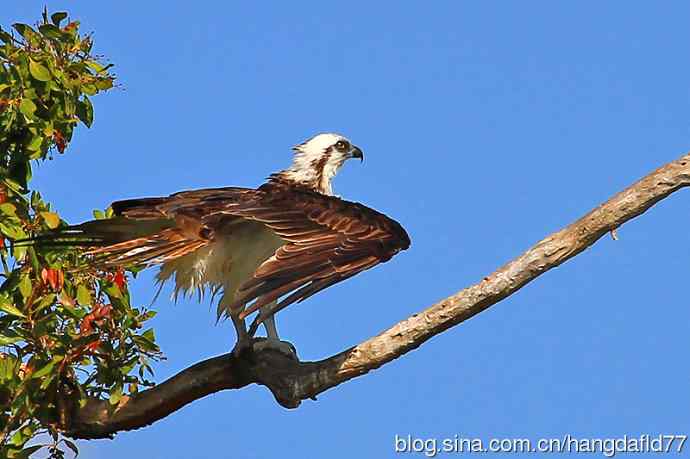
335 140 349 151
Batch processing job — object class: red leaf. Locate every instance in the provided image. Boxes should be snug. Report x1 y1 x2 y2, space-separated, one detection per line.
80 316 93 334
53 130 66 153
96 304 112 318
79 304 112 335
69 337 102 361
84 339 101 353
113 269 126 290
41 267 64 291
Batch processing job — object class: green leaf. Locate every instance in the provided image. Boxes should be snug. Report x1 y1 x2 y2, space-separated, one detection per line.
0 294 26 318
92 209 105 219
142 328 155 342
82 83 97 96
141 310 157 321
30 190 43 209
12 245 27 262
95 77 114 91
40 211 60 229
30 359 57 379
0 353 19 381
0 220 27 240
0 29 13 44
58 299 81 320
133 328 159 354
76 96 93 127
104 283 121 299
0 334 22 346
3 178 26 195
26 134 44 152
12 23 36 40
18 98 36 118
76 284 92 306
18 275 32 300
85 60 107 74
38 23 63 40
28 59 51 82
8 158 32 191
51 12 68 26
38 371 55 390
109 384 123 405
27 247 39 272
33 293 56 314
0 203 18 217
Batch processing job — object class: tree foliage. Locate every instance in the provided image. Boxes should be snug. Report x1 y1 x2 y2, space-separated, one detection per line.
0 10 161 458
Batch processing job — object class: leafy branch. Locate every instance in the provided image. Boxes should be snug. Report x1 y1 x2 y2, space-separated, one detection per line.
0 10 160 458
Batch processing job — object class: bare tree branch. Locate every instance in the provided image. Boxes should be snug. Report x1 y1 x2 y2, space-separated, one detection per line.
63 152 690 439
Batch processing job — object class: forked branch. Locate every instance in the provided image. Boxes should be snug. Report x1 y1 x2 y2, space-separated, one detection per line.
63 152 690 439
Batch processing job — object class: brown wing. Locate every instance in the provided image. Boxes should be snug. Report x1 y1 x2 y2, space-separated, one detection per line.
43 187 259 267
39 182 409 329
196 180 410 332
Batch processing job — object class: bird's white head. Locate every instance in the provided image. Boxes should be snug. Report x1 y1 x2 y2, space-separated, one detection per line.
276 133 364 195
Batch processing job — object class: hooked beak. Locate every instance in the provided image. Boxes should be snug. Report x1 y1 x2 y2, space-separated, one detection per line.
350 145 364 162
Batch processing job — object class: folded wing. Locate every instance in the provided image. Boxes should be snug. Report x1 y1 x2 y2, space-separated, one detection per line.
194 181 411 331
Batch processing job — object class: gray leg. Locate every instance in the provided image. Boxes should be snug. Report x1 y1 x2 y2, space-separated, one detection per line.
230 313 251 355
263 313 280 341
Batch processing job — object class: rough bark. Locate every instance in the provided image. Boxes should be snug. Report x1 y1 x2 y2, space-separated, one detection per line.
64 152 690 439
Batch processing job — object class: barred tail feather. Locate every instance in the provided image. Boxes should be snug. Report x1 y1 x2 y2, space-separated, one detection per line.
22 217 171 245
18 216 205 268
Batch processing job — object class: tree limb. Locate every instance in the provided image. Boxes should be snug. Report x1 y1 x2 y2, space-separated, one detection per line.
64 152 690 439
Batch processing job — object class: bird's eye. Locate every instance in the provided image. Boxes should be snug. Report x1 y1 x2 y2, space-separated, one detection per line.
335 140 349 151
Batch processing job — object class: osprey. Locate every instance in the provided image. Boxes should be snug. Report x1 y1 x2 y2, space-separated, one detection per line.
33 133 410 356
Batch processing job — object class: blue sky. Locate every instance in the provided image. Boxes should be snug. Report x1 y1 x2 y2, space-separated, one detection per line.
4 2 690 458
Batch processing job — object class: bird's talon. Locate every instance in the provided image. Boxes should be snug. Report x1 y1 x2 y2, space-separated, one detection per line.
252 339 298 361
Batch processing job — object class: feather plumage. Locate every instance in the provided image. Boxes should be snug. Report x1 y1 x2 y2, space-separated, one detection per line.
24 133 409 346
